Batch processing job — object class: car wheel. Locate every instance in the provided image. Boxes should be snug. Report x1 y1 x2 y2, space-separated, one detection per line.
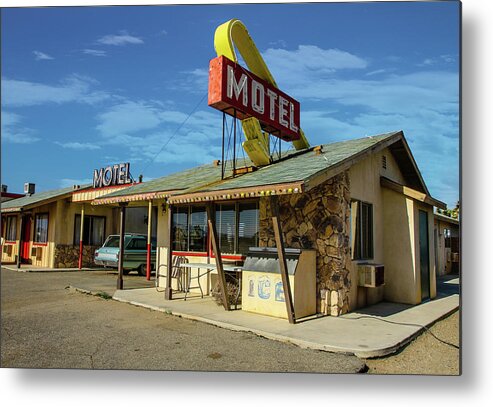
137 265 147 276
123 269 130 275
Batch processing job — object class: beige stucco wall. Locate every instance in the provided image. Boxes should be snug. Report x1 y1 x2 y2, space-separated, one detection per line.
55 200 118 245
381 190 418 303
349 147 436 307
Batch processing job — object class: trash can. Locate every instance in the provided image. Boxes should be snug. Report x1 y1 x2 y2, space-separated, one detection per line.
241 247 316 319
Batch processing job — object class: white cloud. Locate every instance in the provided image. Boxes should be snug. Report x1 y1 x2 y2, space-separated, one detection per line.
1 74 110 107
365 69 389 76
263 45 368 85
96 32 144 46
1 111 40 144
83 49 107 57
54 141 101 150
96 101 163 137
33 51 53 60
59 178 93 188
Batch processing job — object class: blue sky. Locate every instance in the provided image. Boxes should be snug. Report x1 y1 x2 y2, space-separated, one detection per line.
1 1 460 207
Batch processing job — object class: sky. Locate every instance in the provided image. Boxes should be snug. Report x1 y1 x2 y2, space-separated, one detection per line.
1 1 460 207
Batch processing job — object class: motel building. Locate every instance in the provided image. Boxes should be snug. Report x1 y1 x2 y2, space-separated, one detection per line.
1 130 447 320
0 164 157 271
1 19 453 322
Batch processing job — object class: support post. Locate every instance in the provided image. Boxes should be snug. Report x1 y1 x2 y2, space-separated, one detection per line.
78 204 85 270
206 204 230 310
222 112 225 180
16 214 24 269
233 109 237 177
165 204 173 300
146 200 152 281
271 195 296 324
116 203 127 290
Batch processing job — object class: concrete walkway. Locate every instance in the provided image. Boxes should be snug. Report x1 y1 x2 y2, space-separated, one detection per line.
102 275 460 358
2 264 94 272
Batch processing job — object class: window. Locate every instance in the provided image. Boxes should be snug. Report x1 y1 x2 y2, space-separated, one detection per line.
74 215 106 246
127 237 147 250
238 202 259 254
172 206 207 252
351 200 373 260
216 201 259 255
4 216 17 241
34 213 49 243
171 202 259 255
216 203 236 253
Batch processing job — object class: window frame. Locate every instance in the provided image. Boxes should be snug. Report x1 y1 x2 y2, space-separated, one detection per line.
73 214 107 246
172 200 259 255
4 216 17 242
33 213 49 244
172 204 208 253
351 200 374 261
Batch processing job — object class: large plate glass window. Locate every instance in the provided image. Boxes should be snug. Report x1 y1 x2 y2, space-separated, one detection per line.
74 215 106 246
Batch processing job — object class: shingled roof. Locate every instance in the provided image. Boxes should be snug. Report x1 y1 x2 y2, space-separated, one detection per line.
92 130 439 206
1 186 84 213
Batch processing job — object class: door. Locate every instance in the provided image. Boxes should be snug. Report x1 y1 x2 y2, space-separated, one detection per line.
21 216 32 263
419 210 430 301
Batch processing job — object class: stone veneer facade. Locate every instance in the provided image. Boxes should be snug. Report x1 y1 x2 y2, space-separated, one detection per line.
258 171 351 316
53 244 98 268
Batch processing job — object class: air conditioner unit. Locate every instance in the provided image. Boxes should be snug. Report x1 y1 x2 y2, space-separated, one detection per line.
31 246 43 261
24 183 35 195
3 245 13 256
358 264 384 288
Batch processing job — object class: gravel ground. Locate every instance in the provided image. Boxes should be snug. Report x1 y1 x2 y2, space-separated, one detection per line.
365 310 460 375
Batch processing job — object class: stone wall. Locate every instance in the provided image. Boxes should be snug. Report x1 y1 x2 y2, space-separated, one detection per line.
258 171 351 316
53 244 98 268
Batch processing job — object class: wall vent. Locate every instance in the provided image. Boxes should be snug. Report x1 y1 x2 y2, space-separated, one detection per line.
382 155 387 170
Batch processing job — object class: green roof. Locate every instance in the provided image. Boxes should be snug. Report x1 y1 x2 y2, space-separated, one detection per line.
1 186 79 212
200 131 400 193
100 162 224 199
97 131 405 202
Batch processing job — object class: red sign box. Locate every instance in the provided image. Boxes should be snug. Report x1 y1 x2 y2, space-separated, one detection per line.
208 55 301 142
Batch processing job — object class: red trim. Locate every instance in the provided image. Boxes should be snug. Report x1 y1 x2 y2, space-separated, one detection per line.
32 242 48 247
1 192 24 199
210 253 246 261
146 243 151 280
172 251 208 257
5 241 16 245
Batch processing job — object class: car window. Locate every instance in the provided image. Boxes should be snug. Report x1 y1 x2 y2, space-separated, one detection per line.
104 236 120 248
127 238 147 250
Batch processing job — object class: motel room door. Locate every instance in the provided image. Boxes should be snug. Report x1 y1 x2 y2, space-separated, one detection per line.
419 210 430 301
21 215 32 263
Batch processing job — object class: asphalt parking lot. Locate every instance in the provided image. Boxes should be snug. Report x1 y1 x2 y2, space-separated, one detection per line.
1 267 365 373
